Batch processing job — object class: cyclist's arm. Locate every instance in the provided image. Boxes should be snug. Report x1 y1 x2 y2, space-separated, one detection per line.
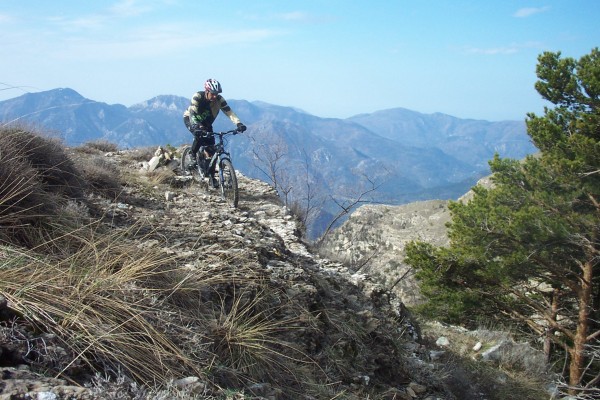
218 96 241 125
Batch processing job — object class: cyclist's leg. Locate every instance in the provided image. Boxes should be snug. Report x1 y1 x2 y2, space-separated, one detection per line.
198 136 214 174
196 146 208 174
191 135 201 162
204 136 217 174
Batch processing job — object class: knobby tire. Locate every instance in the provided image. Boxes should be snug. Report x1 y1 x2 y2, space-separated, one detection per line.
181 146 208 190
219 158 238 208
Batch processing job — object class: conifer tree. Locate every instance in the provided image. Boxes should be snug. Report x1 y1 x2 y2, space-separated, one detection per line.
405 48 600 393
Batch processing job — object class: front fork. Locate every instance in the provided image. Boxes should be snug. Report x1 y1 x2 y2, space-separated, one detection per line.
203 153 222 189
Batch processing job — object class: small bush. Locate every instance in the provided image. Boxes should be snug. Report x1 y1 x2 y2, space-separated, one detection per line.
0 136 48 222
83 139 119 153
1 127 87 200
123 146 157 163
76 155 123 200
146 169 176 185
0 127 91 248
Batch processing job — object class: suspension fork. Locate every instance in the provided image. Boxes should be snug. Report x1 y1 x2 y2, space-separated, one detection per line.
208 152 219 172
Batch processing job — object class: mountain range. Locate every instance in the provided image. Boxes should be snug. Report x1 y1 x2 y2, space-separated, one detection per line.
0 88 537 237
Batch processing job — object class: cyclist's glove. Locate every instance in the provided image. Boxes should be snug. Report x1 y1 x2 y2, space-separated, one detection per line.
191 124 209 136
236 123 247 133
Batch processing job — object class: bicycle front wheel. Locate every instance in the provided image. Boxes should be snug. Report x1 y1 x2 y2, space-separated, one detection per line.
218 158 238 207
181 146 205 187
181 146 195 173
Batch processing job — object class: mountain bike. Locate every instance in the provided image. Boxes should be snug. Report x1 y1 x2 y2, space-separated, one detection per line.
181 129 239 208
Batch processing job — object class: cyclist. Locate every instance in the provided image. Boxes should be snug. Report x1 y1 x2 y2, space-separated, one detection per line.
182 79 247 173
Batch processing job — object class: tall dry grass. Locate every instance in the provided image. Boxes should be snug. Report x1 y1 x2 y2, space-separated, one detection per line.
1 126 86 199
0 223 326 397
0 121 322 392
0 224 203 383
0 127 90 248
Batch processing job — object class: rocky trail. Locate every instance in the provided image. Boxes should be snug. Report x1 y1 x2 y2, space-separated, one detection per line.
1 150 454 400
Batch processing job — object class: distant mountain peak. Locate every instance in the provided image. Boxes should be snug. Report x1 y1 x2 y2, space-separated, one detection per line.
250 100 312 115
130 95 187 112
36 87 86 102
0 88 536 239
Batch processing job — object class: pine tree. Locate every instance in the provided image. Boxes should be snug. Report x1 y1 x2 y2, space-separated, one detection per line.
405 48 600 393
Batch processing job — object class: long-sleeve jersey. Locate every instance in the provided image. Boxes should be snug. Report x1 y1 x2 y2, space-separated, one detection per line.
182 91 241 129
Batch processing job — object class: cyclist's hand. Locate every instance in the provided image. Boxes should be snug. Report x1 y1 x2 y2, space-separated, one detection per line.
192 125 208 136
236 123 246 133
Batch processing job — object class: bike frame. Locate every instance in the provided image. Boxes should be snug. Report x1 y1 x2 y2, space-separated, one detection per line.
206 132 231 172
198 130 236 180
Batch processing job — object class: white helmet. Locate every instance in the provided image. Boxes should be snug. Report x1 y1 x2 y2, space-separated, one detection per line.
204 79 222 94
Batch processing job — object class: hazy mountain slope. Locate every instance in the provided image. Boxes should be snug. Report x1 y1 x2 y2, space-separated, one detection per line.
320 199 452 306
349 108 536 169
320 175 497 306
0 88 536 237
0 88 131 145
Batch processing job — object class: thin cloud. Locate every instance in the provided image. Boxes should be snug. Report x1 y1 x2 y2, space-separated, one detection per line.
50 15 107 31
272 10 335 24
46 0 155 32
466 46 519 55
462 41 543 55
513 6 551 18
278 11 311 21
109 0 153 18
52 26 279 60
0 13 13 23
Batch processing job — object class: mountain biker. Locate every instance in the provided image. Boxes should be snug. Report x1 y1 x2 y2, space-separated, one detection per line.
182 79 246 173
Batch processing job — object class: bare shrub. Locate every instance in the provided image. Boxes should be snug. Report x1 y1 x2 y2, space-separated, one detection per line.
122 146 157 163
76 155 123 200
0 127 87 200
83 139 119 153
146 169 176 185
0 127 93 248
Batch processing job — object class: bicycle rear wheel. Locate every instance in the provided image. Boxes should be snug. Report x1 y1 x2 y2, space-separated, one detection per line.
218 158 238 207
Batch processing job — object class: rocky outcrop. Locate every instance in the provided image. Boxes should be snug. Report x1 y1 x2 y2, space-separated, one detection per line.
320 199 452 306
319 174 498 307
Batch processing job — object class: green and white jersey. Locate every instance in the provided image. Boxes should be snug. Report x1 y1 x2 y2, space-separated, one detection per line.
183 91 241 128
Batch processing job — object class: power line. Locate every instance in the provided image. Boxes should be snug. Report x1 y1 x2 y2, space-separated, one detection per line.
0 81 42 94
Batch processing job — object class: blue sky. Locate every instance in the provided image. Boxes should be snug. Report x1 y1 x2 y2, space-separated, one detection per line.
0 0 598 121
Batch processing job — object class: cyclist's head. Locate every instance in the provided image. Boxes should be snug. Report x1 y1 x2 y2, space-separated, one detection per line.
204 79 222 94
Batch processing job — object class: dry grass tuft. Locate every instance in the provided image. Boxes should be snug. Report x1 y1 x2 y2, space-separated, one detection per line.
75 155 123 200
146 169 177 185
1 126 87 199
0 127 92 248
206 288 313 386
0 224 205 384
122 146 157 163
81 139 119 153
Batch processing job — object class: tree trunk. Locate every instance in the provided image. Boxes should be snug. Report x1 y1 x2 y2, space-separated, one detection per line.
568 260 594 394
544 287 560 363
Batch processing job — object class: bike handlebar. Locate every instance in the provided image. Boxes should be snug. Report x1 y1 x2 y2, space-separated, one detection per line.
192 129 240 138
